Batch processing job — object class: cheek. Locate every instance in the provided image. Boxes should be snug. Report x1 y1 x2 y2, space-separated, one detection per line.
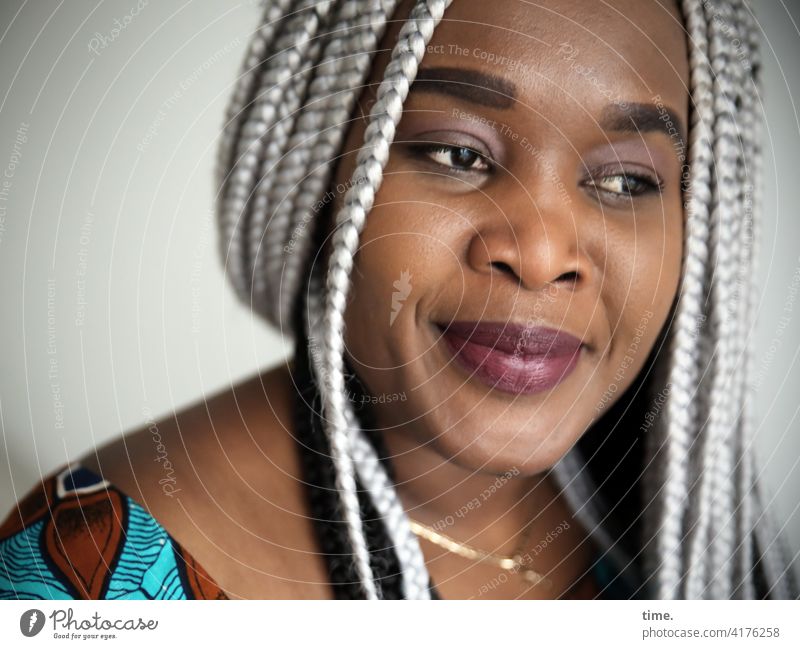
599 196 683 303
601 206 683 376
636 206 684 312
342 201 458 367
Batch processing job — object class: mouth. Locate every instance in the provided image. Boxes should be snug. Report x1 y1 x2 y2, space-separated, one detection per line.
433 320 583 396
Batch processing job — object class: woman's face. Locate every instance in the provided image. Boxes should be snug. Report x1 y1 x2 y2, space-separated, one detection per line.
321 0 689 474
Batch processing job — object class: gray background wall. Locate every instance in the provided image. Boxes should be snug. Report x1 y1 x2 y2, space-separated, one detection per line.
1 0 798 570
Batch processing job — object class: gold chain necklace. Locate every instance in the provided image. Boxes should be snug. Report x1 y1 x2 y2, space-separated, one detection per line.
408 517 553 589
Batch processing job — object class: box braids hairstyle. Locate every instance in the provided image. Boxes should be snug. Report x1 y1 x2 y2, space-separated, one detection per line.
215 0 799 599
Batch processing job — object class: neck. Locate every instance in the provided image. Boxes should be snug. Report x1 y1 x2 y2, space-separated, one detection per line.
377 424 575 557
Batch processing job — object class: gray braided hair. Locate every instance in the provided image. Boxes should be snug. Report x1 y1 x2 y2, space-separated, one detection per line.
215 0 798 599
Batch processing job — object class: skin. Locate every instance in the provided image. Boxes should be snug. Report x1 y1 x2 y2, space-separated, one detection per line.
80 0 688 599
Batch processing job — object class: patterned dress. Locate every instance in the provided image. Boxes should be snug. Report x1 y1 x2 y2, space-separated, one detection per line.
0 464 228 599
1 463 641 599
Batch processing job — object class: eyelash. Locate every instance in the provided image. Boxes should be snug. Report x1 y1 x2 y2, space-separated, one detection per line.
408 142 664 199
583 165 664 199
408 142 494 175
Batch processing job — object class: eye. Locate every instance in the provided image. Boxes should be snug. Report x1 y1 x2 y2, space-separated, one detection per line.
584 167 664 199
408 142 493 174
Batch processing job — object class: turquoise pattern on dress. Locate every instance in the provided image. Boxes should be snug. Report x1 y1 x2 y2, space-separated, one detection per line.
0 464 215 600
0 495 191 600
0 519 72 600
103 502 187 600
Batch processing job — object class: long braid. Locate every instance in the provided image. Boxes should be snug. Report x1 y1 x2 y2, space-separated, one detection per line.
291 277 407 597
732 0 760 600
217 0 293 191
255 0 403 329
708 0 754 599
291 353 442 598
639 0 715 599
700 0 796 600
647 0 796 599
217 0 403 333
708 0 744 597
291 237 437 597
219 1 329 302
305 258 435 597
686 0 742 599
317 0 452 597
246 1 336 320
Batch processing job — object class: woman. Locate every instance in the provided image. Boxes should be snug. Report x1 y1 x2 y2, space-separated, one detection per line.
1 0 796 599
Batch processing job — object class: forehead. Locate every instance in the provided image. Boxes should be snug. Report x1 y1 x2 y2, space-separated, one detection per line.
404 0 689 123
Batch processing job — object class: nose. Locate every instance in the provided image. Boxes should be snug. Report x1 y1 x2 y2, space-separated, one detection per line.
466 194 594 293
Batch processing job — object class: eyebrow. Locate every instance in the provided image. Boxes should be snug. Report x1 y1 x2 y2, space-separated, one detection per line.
410 66 517 109
600 102 687 148
410 65 687 147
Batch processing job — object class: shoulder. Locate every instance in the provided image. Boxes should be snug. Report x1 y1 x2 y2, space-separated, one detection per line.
72 361 329 598
75 363 298 515
0 463 226 599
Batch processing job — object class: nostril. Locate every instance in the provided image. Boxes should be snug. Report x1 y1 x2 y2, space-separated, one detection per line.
490 261 515 276
555 270 579 284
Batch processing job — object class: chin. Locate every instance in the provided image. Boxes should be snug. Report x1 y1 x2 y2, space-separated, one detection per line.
440 440 571 477
371 377 586 476
417 406 588 477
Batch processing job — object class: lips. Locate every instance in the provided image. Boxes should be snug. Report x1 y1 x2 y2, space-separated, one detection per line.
435 321 583 396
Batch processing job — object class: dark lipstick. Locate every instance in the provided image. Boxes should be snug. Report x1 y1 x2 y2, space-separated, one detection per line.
437 321 582 395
